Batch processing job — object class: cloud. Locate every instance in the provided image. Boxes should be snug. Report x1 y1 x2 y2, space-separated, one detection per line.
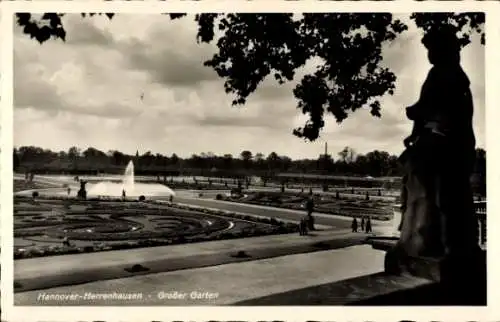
13 13 486 160
64 15 115 46
89 15 223 89
122 36 219 88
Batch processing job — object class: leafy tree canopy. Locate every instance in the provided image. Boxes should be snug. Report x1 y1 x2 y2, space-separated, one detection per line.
14 145 487 187
17 12 485 141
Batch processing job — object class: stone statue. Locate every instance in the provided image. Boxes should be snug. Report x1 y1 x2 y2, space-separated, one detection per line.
394 26 479 261
77 180 87 200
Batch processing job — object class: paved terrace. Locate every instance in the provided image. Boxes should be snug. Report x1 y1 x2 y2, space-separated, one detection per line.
17 244 419 306
15 241 435 306
15 229 364 291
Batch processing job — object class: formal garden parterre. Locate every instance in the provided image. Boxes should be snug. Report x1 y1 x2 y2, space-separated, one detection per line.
218 191 394 221
14 195 298 259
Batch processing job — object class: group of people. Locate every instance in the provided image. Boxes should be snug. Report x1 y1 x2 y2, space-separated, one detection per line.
351 216 372 234
25 172 35 182
298 197 374 236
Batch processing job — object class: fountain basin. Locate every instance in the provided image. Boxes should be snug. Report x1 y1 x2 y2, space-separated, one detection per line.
87 182 175 198
85 161 175 198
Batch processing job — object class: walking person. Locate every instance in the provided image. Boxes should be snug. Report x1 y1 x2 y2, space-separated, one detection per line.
62 236 71 247
305 197 315 231
365 217 372 234
351 217 358 233
299 216 308 236
360 216 365 231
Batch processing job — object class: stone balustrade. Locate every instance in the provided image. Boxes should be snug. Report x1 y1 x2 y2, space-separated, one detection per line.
474 200 487 246
388 200 486 246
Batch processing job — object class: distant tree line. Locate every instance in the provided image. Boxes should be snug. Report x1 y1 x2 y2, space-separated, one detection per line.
12 146 486 183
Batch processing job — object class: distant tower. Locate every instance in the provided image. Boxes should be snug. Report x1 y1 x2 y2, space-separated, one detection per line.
319 142 331 173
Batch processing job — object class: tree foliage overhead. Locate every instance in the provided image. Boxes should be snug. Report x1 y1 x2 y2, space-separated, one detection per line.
16 13 115 43
17 12 485 141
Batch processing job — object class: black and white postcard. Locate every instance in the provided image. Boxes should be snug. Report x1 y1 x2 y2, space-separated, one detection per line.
1 1 498 321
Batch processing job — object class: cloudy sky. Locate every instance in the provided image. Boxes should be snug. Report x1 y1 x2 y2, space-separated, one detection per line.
13 14 485 160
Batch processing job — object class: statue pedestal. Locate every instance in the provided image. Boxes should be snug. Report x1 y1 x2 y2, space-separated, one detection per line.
366 237 486 305
384 245 486 305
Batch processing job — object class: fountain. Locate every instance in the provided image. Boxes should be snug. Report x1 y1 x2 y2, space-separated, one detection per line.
87 160 175 198
122 161 135 194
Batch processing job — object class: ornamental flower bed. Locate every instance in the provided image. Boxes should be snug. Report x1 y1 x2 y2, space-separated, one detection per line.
14 197 299 259
221 192 393 221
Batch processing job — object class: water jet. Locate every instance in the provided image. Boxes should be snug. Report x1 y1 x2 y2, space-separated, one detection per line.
87 161 175 198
